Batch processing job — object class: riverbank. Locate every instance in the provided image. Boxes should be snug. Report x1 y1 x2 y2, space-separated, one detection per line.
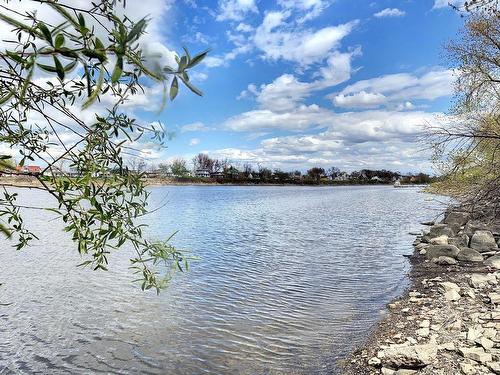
341 210 500 374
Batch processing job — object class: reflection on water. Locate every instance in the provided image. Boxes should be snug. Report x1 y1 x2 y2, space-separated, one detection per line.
0 185 445 374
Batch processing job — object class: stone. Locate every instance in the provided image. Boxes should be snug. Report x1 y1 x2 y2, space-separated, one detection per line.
449 234 470 247
444 211 469 226
430 235 448 245
425 245 460 260
488 361 500 374
368 357 381 366
429 224 455 238
381 368 395 375
419 320 430 328
416 327 430 337
382 344 438 368
458 248 484 262
439 342 455 351
471 230 499 253
469 274 497 288
490 293 500 304
485 255 500 269
460 362 476 375
459 347 493 363
467 326 483 342
464 221 491 237
477 337 495 350
432 256 457 265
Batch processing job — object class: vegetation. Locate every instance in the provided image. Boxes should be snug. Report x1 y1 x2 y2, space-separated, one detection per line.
429 6 500 218
0 0 207 292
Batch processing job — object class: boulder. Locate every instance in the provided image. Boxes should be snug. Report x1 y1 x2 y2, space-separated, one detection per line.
425 245 460 260
484 255 500 269
458 347 492 363
471 230 499 253
469 274 497 288
443 211 469 226
429 235 448 245
464 221 492 237
457 248 484 262
432 256 457 265
449 234 469 248
382 344 437 368
440 282 461 301
429 224 454 238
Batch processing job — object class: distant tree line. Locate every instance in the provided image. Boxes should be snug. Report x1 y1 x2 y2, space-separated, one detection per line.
129 153 434 185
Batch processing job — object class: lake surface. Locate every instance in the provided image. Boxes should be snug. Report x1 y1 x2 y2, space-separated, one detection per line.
0 185 445 374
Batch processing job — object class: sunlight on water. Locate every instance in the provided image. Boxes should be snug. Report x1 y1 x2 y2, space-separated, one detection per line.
0 185 447 374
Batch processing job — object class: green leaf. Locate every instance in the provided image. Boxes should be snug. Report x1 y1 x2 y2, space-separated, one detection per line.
55 34 65 49
111 56 123 83
37 62 58 73
180 76 203 96
127 18 147 42
53 56 65 80
38 23 53 45
170 76 178 101
82 66 104 110
178 55 188 71
6 51 23 64
187 49 210 69
82 49 107 63
94 37 105 51
64 60 78 73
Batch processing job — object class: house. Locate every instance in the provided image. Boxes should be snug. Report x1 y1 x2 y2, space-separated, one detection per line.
371 176 383 182
334 172 349 182
16 165 42 175
195 168 211 178
211 171 224 179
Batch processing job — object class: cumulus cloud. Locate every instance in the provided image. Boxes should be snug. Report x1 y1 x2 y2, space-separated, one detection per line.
181 122 210 133
328 69 454 108
189 138 201 146
374 8 406 18
254 11 359 66
216 0 258 21
433 0 464 9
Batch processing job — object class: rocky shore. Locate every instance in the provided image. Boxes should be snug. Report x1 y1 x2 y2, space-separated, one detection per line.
342 209 500 374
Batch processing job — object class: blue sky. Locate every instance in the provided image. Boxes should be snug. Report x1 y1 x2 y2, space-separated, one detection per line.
1 0 465 173
138 0 465 174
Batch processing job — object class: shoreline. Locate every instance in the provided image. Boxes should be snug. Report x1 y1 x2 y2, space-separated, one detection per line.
341 210 500 374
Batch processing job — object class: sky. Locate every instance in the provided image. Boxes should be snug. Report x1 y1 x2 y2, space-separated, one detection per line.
1 0 468 173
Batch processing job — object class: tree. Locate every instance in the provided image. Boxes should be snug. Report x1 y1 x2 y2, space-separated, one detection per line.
170 158 189 177
307 167 325 183
327 166 341 179
429 14 500 216
0 0 208 292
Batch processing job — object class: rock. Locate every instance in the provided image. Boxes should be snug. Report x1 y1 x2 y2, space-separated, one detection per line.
459 347 493 363
381 368 395 375
464 221 491 237
429 224 455 238
488 361 500 374
430 235 449 245
449 234 470 247
444 211 470 226
460 362 476 375
368 357 381 366
470 274 497 288
416 327 430 337
467 326 483 342
415 243 429 251
439 342 455 351
419 249 427 255
440 282 461 301
432 256 458 265
477 337 495 350
489 293 500 304
421 221 435 226
419 320 430 328
458 248 484 262
426 245 460 260
485 255 500 269
382 344 438 368
471 230 499 253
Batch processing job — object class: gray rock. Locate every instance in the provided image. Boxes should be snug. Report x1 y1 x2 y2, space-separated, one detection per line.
471 230 499 253
458 347 492 363
485 255 500 269
449 234 470 247
382 344 438 368
488 362 500 374
443 211 469 226
425 245 460 260
429 235 448 245
429 224 455 238
464 221 492 237
432 256 457 265
469 274 497 288
457 248 484 262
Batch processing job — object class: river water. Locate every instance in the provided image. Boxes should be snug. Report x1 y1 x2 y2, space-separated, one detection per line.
0 185 446 374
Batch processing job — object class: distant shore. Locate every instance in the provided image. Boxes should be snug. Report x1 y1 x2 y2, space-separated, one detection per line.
0 175 428 189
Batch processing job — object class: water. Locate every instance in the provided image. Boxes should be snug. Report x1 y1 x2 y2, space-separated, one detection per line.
0 185 446 374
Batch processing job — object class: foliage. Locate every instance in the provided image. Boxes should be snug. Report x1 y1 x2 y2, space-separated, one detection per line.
0 0 207 292
429 14 500 217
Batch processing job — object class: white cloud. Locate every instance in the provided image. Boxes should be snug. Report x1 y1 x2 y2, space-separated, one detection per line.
189 138 201 146
329 69 454 108
433 0 464 9
254 11 359 66
277 0 330 22
216 0 258 21
181 122 210 133
374 8 406 18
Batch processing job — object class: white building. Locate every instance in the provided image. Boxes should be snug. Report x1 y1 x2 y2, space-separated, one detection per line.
195 169 211 178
